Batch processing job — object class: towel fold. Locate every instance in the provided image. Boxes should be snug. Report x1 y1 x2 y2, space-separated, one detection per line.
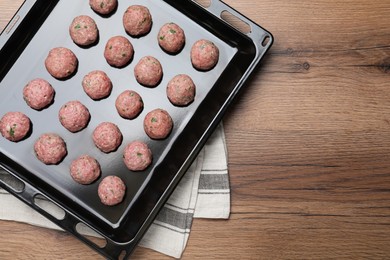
0 123 230 258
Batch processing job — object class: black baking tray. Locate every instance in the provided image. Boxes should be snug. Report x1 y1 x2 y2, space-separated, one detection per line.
0 0 273 258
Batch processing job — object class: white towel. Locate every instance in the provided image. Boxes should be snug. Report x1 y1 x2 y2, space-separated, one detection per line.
0 123 230 259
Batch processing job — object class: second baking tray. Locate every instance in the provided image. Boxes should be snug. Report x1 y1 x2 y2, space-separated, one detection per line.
0 0 273 258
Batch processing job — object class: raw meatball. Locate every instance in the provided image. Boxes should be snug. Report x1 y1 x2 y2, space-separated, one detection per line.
69 15 99 46
190 39 219 71
123 141 152 171
92 122 122 153
70 155 101 185
23 78 55 110
45 47 78 79
123 5 152 37
82 70 112 100
98 175 126 206
158 23 185 54
115 90 143 119
143 109 173 139
89 0 117 15
166 74 196 106
134 56 163 87
104 36 134 67
34 133 67 165
59 100 90 133
0 112 31 142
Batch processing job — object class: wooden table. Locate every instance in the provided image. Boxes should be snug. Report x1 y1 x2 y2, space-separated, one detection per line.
1 0 390 259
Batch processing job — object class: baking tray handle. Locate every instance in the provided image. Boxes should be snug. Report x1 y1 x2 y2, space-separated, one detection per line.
0 163 133 260
194 0 273 52
0 0 58 81
0 0 36 49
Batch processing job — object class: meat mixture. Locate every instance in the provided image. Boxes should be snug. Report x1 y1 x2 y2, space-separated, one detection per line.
58 100 90 133
34 133 67 165
23 78 55 110
143 108 173 139
115 90 144 119
123 140 152 171
166 74 196 106
123 5 152 37
134 56 163 87
45 47 78 79
89 0 117 15
98 175 126 206
92 122 123 153
70 154 101 185
104 35 134 68
157 22 185 54
0 111 31 142
82 70 113 100
69 15 99 46
190 39 219 71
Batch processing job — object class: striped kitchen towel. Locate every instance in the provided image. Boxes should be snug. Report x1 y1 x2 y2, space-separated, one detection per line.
0 123 230 259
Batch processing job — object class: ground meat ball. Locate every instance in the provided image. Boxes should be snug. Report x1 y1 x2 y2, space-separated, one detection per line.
45 47 78 79
89 0 117 15
82 70 112 100
166 74 196 106
59 100 90 133
123 141 152 171
34 133 67 165
92 122 122 153
104 36 134 67
23 78 55 110
158 23 185 54
190 39 219 71
69 15 99 46
115 90 143 119
0 112 31 142
123 5 152 37
134 56 163 87
143 109 173 139
98 175 126 206
70 155 101 185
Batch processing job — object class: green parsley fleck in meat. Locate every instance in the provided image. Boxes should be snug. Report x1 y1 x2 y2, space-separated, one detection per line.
9 124 16 137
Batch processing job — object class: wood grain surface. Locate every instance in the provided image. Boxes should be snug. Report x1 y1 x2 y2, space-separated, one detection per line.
1 0 390 259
